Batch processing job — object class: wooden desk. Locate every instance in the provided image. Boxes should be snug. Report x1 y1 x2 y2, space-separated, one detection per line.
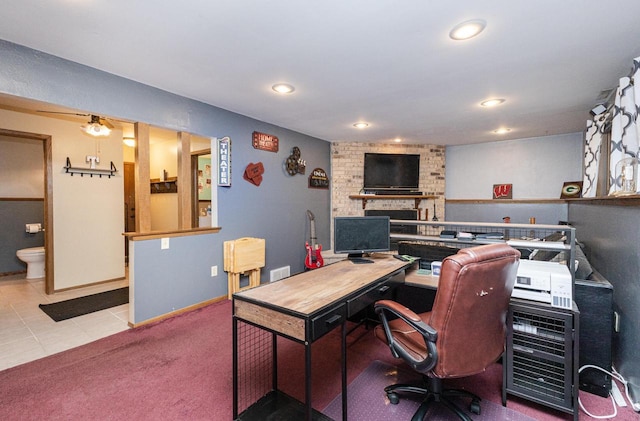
404 269 439 290
232 254 410 420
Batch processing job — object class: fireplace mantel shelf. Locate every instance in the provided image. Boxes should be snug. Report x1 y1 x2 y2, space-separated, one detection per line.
349 194 437 210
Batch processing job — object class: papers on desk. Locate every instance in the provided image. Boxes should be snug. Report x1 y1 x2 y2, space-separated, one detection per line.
439 230 457 239
476 232 504 240
457 232 475 239
438 231 506 241
507 239 566 250
395 254 420 263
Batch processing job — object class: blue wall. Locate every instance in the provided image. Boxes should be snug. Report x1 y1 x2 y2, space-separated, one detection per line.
0 39 330 285
215 122 331 276
131 234 221 323
445 202 568 225
446 132 583 200
0 200 44 273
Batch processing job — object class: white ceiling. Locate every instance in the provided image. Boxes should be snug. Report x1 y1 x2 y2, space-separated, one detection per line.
2 1 640 146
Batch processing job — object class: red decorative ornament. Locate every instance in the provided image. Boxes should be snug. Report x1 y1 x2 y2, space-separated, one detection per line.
243 162 265 186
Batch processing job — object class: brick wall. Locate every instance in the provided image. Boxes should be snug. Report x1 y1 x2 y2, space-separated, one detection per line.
330 142 445 239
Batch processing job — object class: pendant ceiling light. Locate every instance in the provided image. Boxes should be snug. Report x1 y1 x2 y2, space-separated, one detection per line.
81 115 112 137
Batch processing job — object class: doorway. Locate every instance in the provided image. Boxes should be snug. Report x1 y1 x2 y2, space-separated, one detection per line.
191 149 212 228
0 128 54 294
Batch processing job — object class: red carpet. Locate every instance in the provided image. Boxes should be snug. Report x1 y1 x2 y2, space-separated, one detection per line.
0 300 234 420
322 360 536 420
0 300 637 420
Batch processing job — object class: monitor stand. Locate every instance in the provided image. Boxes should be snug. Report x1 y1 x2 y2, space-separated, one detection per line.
348 253 374 264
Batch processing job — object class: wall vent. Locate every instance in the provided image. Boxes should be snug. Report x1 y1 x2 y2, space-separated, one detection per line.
595 88 615 104
270 266 291 282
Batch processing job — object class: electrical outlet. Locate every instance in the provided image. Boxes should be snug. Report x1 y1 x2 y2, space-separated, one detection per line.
211 265 218 277
161 237 170 250
85 155 99 169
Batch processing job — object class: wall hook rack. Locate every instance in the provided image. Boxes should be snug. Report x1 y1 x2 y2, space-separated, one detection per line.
64 157 117 178
150 177 178 193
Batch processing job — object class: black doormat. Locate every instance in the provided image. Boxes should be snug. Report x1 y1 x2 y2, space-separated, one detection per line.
39 287 129 322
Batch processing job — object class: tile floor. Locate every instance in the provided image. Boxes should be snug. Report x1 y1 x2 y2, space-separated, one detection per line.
0 273 129 371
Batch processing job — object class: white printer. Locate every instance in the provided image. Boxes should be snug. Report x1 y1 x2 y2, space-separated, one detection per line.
512 259 573 310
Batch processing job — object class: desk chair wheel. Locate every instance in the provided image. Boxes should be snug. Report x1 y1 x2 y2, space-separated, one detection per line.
470 398 481 415
387 392 400 405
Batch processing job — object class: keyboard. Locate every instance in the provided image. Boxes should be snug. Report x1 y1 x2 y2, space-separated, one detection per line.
350 258 374 264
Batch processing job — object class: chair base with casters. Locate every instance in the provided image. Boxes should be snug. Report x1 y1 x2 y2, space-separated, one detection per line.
385 375 481 421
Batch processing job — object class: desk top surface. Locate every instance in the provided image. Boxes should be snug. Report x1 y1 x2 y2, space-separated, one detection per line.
405 270 439 289
234 254 409 315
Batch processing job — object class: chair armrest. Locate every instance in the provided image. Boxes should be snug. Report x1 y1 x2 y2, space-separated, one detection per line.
374 300 438 372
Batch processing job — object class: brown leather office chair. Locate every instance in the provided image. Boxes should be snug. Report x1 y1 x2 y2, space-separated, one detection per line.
374 243 520 421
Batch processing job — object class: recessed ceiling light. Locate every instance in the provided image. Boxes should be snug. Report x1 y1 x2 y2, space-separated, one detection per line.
353 122 369 129
493 128 511 135
480 98 505 107
449 19 486 40
271 83 295 94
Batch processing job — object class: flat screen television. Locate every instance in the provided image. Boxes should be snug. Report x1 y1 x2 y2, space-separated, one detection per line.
334 216 390 261
363 153 420 192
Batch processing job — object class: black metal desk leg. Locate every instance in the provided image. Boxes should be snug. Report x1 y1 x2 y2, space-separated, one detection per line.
272 332 278 391
305 341 312 420
232 316 238 419
342 321 348 421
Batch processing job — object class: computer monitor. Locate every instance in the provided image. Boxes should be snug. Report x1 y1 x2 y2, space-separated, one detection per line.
334 216 390 260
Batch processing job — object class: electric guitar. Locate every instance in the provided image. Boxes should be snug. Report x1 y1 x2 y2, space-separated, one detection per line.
304 210 324 269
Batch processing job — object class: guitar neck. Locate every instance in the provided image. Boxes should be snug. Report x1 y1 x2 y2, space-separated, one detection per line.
307 210 317 247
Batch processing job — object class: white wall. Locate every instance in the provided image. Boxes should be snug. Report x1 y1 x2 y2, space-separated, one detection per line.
149 134 179 231
0 108 125 289
149 133 178 180
150 194 179 231
446 132 583 199
123 143 135 162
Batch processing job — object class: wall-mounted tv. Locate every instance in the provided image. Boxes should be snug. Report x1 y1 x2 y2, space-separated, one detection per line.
363 153 420 193
334 216 390 260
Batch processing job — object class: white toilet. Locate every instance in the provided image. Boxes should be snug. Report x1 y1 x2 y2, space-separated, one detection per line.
16 247 45 279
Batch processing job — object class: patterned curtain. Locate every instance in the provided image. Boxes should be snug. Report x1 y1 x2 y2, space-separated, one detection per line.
608 56 640 194
582 112 609 197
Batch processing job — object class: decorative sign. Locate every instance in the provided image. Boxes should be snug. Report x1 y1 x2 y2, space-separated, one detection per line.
560 181 583 199
217 137 231 186
243 162 265 186
252 131 279 152
285 146 306 175
308 168 329 189
493 183 512 199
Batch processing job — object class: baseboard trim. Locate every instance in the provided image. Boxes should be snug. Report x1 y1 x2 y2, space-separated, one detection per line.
0 270 28 278
52 276 127 294
128 295 227 328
